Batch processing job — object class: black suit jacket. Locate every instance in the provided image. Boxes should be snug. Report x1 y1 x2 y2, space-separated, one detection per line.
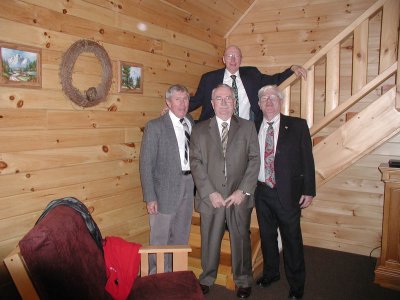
189 66 293 122
256 114 316 207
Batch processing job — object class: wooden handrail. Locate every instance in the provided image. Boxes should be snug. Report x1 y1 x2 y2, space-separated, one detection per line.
279 0 388 91
310 62 398 136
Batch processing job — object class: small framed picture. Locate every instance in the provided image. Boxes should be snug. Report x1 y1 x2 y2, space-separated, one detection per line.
118 61 143 94
0 42 42 88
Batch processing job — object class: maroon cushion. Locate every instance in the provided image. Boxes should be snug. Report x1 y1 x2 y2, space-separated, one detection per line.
19 205 112 300
129 270 204 300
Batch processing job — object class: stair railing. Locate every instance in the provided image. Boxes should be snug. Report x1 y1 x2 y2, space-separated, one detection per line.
278 0 399 138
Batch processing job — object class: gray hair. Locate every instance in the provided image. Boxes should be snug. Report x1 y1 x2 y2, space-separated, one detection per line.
211 83 235 99
258 85 284 100
166 84 189 100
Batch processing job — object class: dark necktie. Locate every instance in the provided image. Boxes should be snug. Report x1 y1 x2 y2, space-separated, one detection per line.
180 118 190 165
231 75 239 116
264 122 276 188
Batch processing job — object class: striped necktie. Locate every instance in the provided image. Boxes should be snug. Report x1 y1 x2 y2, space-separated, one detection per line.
264 122 276 188
221 122 228 157
231 75 239 116
180 118 190 164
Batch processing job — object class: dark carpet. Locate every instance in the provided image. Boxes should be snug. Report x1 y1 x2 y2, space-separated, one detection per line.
204 246 400 300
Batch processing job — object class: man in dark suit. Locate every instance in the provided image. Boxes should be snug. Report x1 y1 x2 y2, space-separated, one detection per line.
190 84 260 298
254 85 315 299
189 45 307 122
140 84 194 274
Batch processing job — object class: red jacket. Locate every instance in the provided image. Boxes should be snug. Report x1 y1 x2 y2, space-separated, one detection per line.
103 236 142 300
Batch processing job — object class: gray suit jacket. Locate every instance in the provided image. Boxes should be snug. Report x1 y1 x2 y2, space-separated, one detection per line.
190 116 260 214
139 113 194 214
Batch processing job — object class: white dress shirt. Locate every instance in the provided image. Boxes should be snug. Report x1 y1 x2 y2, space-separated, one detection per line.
169 111 192 171
223 70 251 120
258 114 280 182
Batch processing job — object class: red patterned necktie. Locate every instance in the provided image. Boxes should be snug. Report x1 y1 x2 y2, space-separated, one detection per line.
264 122 276 188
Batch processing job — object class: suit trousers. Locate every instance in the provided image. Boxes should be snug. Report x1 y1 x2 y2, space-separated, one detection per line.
255 183 305 296
199 202 253 288
148 175 194 274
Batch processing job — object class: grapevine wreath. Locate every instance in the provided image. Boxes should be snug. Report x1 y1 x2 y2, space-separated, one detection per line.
60 40 112 107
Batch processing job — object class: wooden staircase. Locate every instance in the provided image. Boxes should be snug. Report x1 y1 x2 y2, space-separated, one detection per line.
188 0 400 290
188 211 260 290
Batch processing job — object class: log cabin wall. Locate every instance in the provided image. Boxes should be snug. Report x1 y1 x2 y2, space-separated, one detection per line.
227 0 400 257
0 0 256 290
0 0 398 294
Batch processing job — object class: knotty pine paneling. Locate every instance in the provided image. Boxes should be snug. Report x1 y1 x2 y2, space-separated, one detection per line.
0 0 229 288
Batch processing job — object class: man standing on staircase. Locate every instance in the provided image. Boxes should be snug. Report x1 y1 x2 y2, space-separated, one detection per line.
140 84 194 274
254 85 315 300
188 45 307 122
190 84 260 299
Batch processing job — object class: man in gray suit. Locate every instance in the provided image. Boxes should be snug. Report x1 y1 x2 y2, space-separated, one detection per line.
140 84 194 274
190 84 260 298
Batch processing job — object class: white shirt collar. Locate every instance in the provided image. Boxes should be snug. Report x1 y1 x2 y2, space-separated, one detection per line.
169 110 186 125
224 69 240 79
216 116 231 128
262 114 280 128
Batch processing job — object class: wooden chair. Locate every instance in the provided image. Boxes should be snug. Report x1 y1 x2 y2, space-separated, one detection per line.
4 245 194 300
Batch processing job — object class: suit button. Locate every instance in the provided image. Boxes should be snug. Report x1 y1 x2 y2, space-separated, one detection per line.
222 184 226 187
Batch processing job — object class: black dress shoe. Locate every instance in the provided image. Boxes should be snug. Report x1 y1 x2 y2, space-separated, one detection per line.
288 291 303 299
256 274 280 287
236 287 251 298
200 284 210 295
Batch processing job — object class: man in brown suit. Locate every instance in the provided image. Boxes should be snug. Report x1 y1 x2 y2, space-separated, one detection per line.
190 84 260 298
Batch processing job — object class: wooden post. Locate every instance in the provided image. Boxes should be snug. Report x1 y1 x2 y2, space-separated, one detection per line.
326 43 340 113
301 65 315 127
352 20 369 94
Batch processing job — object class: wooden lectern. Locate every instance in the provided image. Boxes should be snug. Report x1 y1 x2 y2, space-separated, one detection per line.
374 163 400 291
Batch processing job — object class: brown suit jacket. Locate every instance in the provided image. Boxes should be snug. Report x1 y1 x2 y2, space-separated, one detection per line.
190 116 260 214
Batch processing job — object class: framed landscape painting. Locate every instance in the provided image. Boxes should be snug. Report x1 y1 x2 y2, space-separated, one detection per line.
0 42 42 88
118 61 143 94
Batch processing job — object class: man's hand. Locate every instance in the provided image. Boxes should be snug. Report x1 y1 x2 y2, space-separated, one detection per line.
146 201 158 214
291 65 307 80
209 192 226 208
299 195 313 209
160 105 169 116
224 190 246 208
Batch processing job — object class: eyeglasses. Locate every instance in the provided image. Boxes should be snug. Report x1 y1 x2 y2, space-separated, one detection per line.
260 95 280 102
213 95 235 103
224 54 241 60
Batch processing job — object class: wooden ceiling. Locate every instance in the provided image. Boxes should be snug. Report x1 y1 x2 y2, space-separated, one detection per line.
108 0 255 46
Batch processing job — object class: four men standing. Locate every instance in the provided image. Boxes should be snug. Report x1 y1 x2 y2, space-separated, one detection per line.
139 46 315 299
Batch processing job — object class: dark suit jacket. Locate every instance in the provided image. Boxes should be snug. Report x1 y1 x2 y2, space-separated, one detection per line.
190 116 260 214
140 113 195 214
189 66 293 122
256 114 316 207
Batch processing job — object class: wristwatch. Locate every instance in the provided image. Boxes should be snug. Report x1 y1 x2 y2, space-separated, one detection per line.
241 190 251 196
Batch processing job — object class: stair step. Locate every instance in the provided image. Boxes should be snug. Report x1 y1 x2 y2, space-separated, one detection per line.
189 210 261 290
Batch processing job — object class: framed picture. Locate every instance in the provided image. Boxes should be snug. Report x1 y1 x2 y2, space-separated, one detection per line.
0 42 42 88
118 61 143 94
